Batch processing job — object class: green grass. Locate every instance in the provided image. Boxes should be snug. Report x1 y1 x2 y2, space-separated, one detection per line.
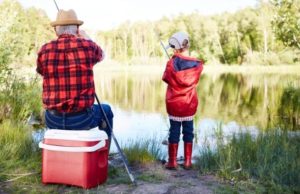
196 130 300 193
0 120 38 161
123 137 165 167
0 120 43 193
137 171 165 183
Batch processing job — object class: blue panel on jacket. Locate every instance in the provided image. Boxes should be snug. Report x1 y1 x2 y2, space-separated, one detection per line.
173 57 199 72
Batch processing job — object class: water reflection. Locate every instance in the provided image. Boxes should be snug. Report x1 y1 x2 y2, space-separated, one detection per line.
95 73 300 131
110 108 260 157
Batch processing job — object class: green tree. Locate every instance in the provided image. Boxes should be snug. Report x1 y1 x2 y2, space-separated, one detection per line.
272 0 300 48
0 0 24 67
0 0 53 68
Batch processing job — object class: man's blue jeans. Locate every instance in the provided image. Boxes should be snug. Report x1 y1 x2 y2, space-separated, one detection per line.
45 104 113 138
168 120 194 143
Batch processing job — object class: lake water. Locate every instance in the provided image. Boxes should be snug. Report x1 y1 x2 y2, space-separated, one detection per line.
92 69 300 156
34 67 300 157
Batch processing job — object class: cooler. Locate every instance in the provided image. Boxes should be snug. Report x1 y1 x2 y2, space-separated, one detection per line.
39 127 108 189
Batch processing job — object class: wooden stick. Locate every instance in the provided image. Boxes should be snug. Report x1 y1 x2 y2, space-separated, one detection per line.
1 172 38 183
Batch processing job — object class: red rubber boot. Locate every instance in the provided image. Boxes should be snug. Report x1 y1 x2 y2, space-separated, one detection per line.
183 142 193 169
165 143 178 170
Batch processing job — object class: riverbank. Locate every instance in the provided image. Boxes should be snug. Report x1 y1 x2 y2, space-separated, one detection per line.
11 63 300 79
1 123 299 193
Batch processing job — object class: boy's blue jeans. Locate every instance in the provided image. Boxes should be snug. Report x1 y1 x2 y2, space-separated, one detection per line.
45 104 113 138
168 120 194 143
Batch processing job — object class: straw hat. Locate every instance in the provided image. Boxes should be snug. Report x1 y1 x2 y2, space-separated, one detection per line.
51 9 83 27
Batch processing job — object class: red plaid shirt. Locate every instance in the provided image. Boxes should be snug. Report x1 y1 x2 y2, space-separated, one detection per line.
37 34 103 113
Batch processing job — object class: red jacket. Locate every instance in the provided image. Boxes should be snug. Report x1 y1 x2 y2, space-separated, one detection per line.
162 53 203 117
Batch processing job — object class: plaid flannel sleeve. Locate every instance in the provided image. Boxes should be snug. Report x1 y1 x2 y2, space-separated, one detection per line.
91 41 104 64
36 50 44 75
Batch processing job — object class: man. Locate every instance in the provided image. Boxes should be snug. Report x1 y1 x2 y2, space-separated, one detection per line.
37 9 113 141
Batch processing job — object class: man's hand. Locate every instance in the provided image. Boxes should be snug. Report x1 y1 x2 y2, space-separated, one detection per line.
78 30 91 40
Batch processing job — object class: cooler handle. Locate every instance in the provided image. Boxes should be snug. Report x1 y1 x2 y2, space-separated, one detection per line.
39 140 105 152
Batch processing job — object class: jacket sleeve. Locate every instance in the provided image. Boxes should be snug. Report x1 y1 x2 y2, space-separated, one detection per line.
162 60 172 84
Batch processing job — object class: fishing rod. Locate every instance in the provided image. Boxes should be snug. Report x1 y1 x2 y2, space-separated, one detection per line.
95 94 136 185
154 30 170 59
51 0 136 185
53 0 59 11
154 29 171 145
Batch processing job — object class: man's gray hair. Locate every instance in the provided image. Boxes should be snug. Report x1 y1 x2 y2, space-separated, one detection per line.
56 25 78 36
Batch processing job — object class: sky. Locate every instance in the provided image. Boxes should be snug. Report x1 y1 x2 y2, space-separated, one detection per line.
18 0 257 30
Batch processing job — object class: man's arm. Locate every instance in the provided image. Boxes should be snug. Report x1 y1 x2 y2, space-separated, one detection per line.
36 51 44 76
78 30 104 64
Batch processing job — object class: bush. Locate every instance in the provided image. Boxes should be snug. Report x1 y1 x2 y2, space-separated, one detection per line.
244 51 282 65
242 51 300 66
263 52 281 65
0 75 42 122
243 51 264 65
278 50 298 65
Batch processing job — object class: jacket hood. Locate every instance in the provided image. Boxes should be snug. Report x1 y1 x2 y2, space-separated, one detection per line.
171 54 203 88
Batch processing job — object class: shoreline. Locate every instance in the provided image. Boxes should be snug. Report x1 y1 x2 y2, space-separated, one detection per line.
11 63 300 78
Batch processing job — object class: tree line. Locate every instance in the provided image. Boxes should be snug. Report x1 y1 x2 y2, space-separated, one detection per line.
97 0 300 65
0 0 299 71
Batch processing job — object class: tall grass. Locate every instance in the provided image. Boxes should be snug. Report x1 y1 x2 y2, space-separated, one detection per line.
123 137 165 166
0 73 42 188
0 75 42 122
0 119 41 190
0 120 36 160
196 130 300 192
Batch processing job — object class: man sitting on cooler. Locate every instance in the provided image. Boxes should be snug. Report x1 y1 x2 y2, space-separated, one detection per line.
36 9 113 144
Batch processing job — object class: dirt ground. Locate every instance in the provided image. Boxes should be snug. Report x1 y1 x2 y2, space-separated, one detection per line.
0 158 221 194
98 162 220 194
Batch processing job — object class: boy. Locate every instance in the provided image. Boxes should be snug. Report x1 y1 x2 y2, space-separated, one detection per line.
162 31 203 170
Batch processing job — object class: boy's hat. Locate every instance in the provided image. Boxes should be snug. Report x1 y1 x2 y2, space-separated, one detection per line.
51 9 83 27
166 31 189 50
